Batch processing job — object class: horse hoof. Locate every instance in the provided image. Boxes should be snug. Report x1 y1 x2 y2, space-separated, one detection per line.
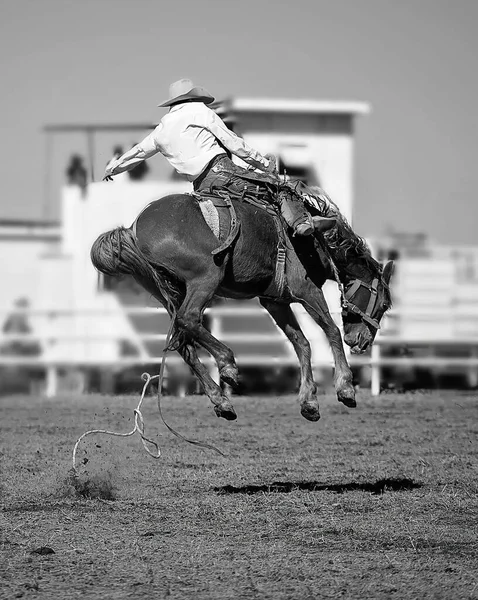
220 365 239 388
300 402 321 422
214 400 237 421
337 388 357 408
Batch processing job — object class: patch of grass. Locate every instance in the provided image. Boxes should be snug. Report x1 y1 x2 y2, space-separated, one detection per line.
0 391 477 599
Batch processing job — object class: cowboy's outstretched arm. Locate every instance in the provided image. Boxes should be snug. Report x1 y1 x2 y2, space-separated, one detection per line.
205 110 271 172
104 126 162 178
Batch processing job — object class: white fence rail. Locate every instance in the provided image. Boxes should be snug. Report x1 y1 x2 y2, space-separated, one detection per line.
0 305 299 363
2 307 478 397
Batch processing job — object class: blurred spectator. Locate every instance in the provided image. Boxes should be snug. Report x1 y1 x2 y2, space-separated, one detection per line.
128 143 150 181
66 154 87 195
1 297 41 357
0 297 42 395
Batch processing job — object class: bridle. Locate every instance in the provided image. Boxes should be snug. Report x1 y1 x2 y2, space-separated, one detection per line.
315 236 386 331
341 277 383 331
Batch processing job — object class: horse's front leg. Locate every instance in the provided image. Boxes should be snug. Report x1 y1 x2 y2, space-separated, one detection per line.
295 284 356 408
260 299 320 421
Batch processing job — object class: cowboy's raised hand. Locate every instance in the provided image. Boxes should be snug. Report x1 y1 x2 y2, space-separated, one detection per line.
103 157 119 180
103 165 114 181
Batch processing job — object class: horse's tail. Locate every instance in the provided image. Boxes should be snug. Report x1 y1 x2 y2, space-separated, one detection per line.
90 226 180 317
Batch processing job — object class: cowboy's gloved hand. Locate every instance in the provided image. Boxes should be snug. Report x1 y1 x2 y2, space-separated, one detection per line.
103 157 118 181
264 154 278 175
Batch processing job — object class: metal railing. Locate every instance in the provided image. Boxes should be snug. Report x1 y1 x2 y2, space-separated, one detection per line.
0 305 299 397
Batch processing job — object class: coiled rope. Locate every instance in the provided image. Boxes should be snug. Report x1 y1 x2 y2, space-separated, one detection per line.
72 320 224 477
72 371 162 474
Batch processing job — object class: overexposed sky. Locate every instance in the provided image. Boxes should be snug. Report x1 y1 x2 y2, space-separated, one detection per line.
1 0 477 243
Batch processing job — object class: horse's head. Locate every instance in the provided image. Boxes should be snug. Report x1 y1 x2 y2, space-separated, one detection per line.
341 260 394 354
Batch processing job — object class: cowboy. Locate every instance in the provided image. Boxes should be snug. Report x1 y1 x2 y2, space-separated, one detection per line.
103 79 318 236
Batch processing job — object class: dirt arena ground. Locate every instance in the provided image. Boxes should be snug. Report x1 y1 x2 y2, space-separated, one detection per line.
1 390 477 599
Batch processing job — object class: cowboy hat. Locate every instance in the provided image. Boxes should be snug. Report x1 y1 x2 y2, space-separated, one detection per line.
158 78 215 107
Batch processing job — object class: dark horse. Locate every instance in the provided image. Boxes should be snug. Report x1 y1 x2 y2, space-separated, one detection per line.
91 191 393 422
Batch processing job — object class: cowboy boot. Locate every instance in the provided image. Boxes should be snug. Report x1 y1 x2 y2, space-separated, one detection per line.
294 215 315 236
278 190 315 236
311 215 337 233
294 215 336 236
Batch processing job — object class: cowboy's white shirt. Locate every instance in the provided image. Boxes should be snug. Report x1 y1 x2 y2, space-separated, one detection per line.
111 102 269 181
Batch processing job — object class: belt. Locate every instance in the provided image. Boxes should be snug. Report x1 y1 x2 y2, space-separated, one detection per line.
193 154 228 188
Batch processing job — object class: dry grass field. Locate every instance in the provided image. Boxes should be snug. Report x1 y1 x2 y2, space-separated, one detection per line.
1 390 477 599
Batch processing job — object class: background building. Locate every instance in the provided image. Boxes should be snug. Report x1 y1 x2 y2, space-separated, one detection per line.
1 96 478 395
0 97 369 393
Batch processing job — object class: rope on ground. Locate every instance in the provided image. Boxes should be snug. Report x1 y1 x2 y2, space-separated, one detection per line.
72 372 161 476
72 320 224 476
154 346 226 456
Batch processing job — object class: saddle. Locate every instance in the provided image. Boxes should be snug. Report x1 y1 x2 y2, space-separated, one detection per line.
193 178 335 298
192 186 289 297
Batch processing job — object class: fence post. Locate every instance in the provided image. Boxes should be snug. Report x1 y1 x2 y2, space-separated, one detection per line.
371 343 380 397
45 366 58 398
467 346 478 388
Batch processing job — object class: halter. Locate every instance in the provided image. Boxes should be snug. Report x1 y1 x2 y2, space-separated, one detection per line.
341 277 381 331
315 236 384 331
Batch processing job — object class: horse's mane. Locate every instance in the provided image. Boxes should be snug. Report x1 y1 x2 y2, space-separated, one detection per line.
291 183 381 274
322 203 379 271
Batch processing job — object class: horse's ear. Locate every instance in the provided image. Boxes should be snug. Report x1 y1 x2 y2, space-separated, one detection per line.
383 260 394 284
312 216 336 233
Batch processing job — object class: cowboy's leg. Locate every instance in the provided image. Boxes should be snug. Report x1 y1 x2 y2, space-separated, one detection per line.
194 169 228 193
260 299 320 421
277 188 314 235
195 156 317 236
195 159 253 199
279 187 337 235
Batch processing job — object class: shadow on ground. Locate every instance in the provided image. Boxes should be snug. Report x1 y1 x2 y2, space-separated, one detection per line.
214 477 422 495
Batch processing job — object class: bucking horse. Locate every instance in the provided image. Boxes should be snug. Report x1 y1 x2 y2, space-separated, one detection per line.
91 182 393 422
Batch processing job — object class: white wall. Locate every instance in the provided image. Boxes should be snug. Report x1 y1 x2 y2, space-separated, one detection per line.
241 132 354 222
0 238 56 311
62 181 191 309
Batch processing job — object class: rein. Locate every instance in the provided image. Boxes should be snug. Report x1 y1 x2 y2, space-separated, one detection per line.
315 236 383 331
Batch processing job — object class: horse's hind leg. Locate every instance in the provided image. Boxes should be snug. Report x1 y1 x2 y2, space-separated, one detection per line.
176 276 239 388
260 299 320 421
178 342 237 421
132 273 237 420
